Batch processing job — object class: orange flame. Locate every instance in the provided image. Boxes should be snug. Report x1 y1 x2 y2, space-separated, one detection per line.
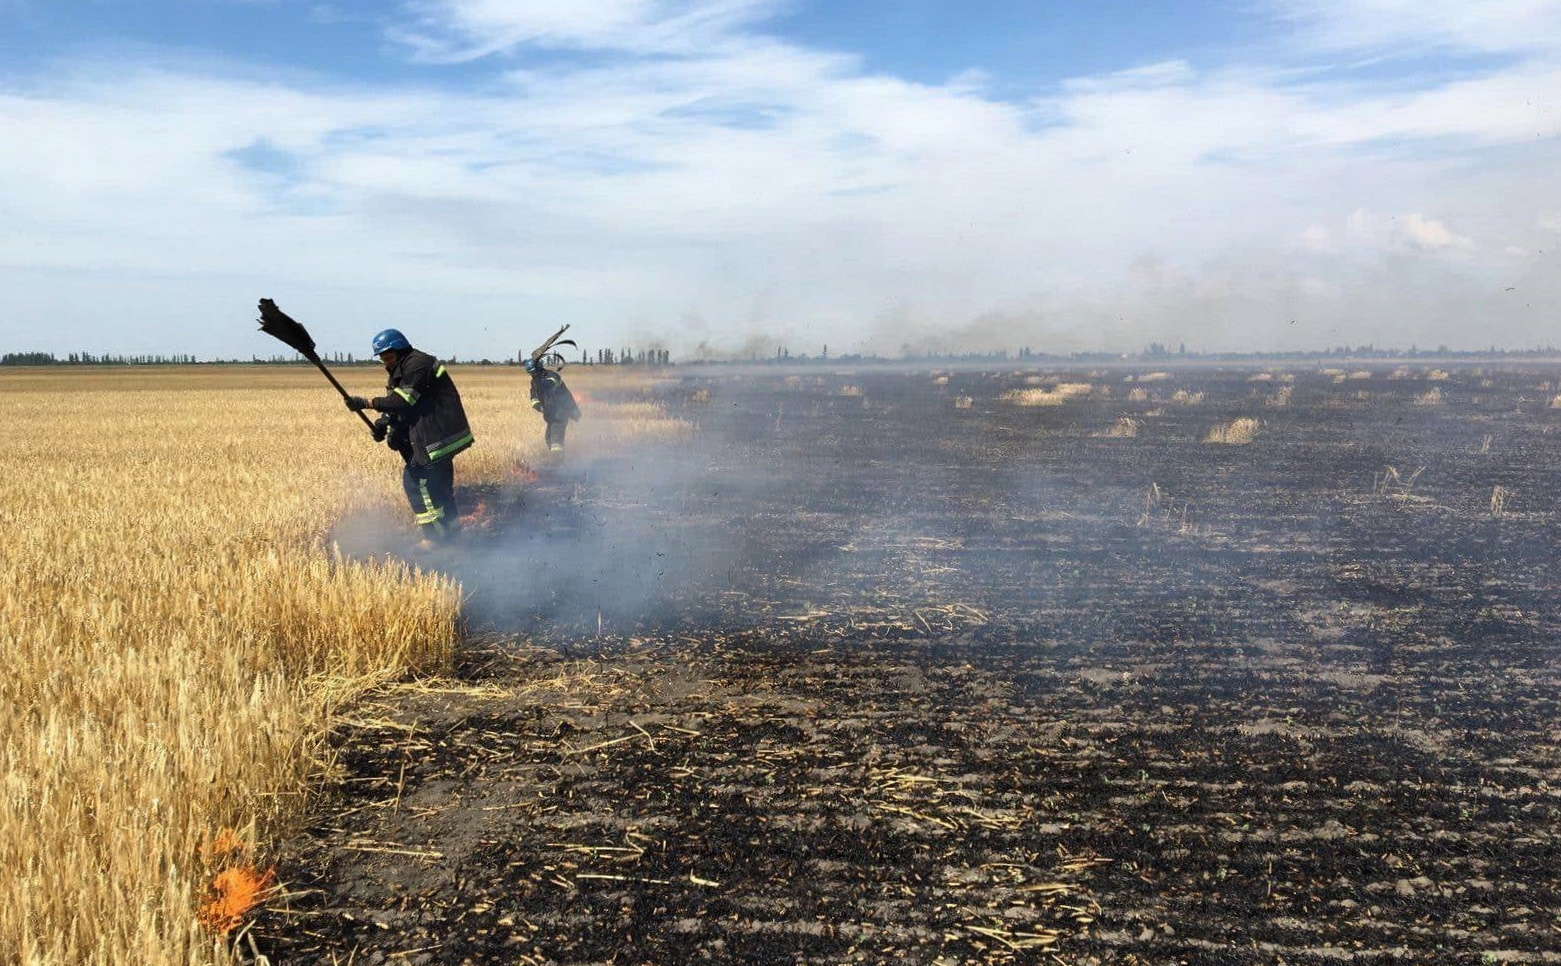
198 865 276 936
201 827 245 863
197 828 275 936
460 498 492 530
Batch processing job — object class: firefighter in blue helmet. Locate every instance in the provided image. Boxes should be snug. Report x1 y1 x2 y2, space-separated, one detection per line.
525 355 581 454
344 329 474 545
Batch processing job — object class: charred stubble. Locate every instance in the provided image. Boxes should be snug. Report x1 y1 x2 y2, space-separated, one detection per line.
262 367 1561 965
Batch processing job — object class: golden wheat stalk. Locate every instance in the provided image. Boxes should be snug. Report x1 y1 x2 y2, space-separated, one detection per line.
0 365 687 965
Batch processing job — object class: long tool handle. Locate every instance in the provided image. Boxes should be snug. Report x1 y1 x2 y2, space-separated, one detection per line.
308 354 376 429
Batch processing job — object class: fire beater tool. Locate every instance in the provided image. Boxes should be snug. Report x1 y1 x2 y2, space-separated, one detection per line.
528 324 578 368
255 298 375 430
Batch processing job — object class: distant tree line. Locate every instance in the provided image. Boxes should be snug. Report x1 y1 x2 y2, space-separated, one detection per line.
591 347 670 365
1138 342 1561 361
0 348 675 366
1 351 201 365
7 342 1561 368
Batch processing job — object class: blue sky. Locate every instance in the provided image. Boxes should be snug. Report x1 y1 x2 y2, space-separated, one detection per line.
1 0 1559 359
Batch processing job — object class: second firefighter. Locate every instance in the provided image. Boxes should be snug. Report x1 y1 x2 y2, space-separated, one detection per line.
525 356 581 454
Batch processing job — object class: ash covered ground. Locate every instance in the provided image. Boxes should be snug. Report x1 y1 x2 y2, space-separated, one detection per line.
262 366 1561 964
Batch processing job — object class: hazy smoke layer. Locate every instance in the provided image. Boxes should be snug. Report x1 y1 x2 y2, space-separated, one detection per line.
329 389 846 641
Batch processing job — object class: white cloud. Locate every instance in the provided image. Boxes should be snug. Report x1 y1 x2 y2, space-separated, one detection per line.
392 0 790 60
1 2 1560 356
1294 63 1561 145
1299 224 1334 251
1338 208 1473 253
1272 0 1561 55
1403 212 1470 250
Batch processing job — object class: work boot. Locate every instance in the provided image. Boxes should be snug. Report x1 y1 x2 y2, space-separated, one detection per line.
413 524 448 552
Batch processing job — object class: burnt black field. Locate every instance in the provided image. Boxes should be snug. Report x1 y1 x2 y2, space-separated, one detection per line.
264 365 1561 965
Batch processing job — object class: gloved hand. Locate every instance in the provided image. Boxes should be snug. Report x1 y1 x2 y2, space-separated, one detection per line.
384 425 403 451
345 395 371 412
371 415 390 442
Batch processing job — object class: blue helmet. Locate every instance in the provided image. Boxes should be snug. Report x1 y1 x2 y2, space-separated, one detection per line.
523 356 539 372
371 328 411 355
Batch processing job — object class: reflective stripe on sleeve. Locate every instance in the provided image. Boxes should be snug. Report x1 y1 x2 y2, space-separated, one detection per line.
393 386 420 404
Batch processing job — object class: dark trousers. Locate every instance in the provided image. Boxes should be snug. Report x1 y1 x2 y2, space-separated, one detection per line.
545 419 568 450
402 458 459 536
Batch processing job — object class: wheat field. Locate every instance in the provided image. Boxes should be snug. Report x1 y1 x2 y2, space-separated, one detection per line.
0 364 685 965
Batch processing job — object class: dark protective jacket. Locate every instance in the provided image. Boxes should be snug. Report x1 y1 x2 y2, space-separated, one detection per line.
529 367 581 424
372 348 474 466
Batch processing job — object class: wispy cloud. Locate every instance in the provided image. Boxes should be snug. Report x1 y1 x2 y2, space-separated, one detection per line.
1271 0 1561 55
391 0 792 60
0 0 1557 356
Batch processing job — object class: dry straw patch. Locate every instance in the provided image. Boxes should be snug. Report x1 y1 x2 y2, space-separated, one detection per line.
1490 485 1512 517
1098 417 1142 438
1001 383 1092 406
1206 417 1261 444
0 364 685 965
